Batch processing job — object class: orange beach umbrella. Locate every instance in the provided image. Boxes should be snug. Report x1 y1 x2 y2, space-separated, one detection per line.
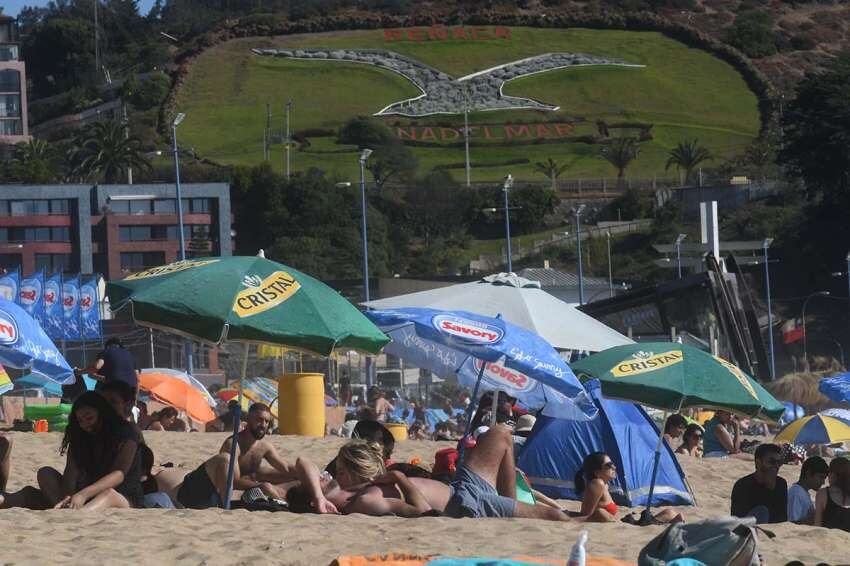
138 372 216 423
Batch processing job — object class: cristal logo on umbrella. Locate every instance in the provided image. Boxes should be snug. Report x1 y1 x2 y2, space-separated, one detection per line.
232 271 301 318
124 258 219 280
473 359 534 392
0 309 19 345
611 350 684 377
712 355 759 400
432 314 504 344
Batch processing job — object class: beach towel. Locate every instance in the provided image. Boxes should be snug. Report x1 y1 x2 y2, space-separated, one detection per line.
330 554 635 566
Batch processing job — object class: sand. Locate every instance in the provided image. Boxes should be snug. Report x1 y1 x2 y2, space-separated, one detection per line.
1 432 848 566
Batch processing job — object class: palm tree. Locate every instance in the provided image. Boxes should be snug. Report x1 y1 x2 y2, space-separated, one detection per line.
534 157 569 191
666 139 712 186
70 120 151 183
601 137 640 188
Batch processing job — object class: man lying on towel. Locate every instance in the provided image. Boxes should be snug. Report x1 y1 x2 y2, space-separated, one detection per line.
177 402 296 508
289 425 568 521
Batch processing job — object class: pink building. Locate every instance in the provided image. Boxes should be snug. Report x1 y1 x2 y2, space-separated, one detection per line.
0 15 29 144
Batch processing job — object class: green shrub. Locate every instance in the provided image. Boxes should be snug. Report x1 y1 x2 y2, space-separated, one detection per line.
130 72 170 111
726 10 777 58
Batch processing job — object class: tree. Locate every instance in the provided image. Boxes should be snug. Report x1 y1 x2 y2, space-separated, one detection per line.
366 143 418 189
403 171 471 245
665 139 712 185
534 157 569 190
726 10 776 58
601 137 640 187
70 119 151 183
3 139 60 183
24 18 96 96
780 53 850 199
339 115 396 147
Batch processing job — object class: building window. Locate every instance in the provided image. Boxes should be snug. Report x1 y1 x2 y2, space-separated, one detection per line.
49 199 70 214
0 45 19 62
109 200 130 214
0 254 22 270
9 200 50 216
120 251 165 272
35 254 73 273
153 199 176 214
0 94 20 118
0 69 20 93
129 199 152 215
2 226 71 242
0 201 8 216
0 119 22 135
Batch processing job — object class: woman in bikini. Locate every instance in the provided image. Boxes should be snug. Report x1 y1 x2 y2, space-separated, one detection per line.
676 424 704 457
576 452 683 523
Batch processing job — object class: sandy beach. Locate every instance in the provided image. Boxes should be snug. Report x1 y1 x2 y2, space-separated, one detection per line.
1 431 848 566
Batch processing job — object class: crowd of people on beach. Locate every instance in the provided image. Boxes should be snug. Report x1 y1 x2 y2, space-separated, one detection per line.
0 339 849 537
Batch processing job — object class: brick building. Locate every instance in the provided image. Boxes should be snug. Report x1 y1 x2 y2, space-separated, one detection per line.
0 183 232 279
0 15 29 144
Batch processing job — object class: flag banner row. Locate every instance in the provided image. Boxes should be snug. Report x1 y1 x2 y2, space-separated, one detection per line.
0 268 101 341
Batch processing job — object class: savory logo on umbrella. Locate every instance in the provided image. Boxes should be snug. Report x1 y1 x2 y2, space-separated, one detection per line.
611 350 684 377
432 314 504 345
0 309 19 345
473 358 535 392
232 271 301 318
124 259 219 280
712 355 759 400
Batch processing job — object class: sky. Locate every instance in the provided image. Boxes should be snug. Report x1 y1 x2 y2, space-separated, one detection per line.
2 0 157 17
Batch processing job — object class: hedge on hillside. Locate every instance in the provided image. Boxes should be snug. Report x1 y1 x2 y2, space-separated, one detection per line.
162 10 776 140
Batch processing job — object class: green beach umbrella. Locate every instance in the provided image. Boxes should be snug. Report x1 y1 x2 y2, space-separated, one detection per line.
108 255 389 510
571 342 784 421
106 256 389 356
572 342 784 520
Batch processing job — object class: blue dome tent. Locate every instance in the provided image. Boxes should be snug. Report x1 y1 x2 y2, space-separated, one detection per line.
517 380 694 507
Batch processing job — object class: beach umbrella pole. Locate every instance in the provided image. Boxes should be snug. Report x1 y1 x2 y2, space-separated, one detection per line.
639 406 679 525
458 360 488 464
223 342 250 510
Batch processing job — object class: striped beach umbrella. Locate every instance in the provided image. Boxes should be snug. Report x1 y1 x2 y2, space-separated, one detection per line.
775 412 850 445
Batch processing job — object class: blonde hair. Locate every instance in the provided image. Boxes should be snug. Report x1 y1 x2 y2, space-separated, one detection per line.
337 439 386 486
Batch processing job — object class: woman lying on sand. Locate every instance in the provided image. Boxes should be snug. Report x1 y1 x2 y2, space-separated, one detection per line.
576 452 683 524
289 425 569 521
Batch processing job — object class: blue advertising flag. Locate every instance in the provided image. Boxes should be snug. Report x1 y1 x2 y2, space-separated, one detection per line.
0 268 19 303
63 275 81 341
43 272 64 340
18 269 45 322
80 276 101 340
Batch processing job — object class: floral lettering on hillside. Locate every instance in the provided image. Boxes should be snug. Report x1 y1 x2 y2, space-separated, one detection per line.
383 27 511 42
395 123 575 142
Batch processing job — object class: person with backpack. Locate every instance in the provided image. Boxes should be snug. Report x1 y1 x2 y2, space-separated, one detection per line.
731 443 787 524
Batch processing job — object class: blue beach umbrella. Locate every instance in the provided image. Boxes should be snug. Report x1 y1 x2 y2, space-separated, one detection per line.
364 307 597 422
820 372 850 404
0 297 74 384
15 373 97 397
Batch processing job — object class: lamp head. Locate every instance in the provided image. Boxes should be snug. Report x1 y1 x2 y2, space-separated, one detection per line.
572 204 586 216
503 174 514 189
173 113 186 127
360 148 373 162
675 234 687 245
763 238 774 248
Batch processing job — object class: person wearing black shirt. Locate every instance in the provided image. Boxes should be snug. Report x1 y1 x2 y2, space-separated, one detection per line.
76 337 139 394
731 443 787 524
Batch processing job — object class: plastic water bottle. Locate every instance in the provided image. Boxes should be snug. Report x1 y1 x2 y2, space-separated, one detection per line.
567 530 587 566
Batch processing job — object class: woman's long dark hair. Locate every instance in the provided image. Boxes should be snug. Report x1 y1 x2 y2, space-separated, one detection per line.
61 391 130 480
574 452 608 494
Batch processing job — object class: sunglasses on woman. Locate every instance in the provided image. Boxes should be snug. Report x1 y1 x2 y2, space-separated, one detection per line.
603 461 616 469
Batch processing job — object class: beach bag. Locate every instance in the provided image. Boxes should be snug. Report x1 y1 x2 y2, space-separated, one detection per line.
638 516 774 566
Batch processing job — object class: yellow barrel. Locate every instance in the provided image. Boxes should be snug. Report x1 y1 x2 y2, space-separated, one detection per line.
278 373 325 437
385 422 408 443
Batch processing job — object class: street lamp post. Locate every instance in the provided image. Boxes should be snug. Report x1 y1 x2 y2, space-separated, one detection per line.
172 112 193 374
502 174 514 273
675 234 687 279
573 204 586 305
358 149 373 387
763 238 775 380
802 290 830 370
606 231 613 298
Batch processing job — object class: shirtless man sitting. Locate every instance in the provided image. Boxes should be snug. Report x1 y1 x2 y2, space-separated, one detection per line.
290 425 569 521
176 402 295 508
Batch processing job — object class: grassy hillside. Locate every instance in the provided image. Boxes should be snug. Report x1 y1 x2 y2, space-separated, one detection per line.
175 27 761 182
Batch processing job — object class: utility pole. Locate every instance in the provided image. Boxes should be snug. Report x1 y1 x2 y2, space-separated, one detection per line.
285 100 292 179
94 0 100 77
463 97 471 188
264 103 271 161
124 103 132 184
